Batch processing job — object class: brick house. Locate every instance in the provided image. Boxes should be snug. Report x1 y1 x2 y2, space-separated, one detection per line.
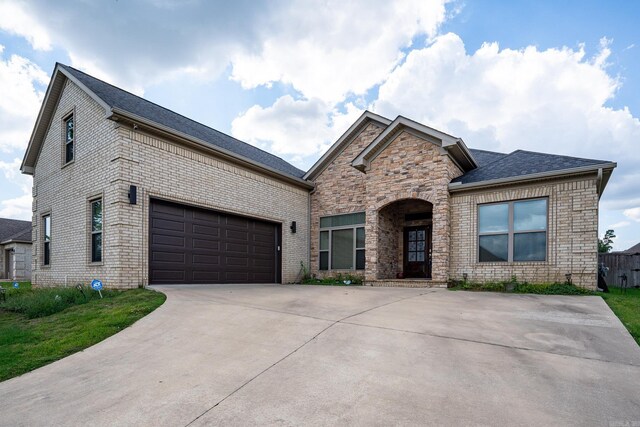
21 64 616 289
0 218 32 281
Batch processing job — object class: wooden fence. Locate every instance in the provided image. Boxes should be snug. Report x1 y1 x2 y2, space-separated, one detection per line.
599 252 640 288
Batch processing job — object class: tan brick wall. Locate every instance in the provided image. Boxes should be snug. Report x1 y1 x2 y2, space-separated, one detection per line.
449 175 599 289
112 127 309 287
31 80 120 287
31 80 309 288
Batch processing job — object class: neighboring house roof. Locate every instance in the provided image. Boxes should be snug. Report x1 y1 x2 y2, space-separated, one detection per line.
0 218 32 244
625 243 640 255
22 63 308 186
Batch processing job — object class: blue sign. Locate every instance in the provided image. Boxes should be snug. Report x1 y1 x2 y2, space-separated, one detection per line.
13 282 19 289
91 279 103 291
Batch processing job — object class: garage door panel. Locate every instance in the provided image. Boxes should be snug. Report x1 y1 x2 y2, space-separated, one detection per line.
152 217 185 232
192 271 220 282
226 230 248 241
224 271 250 282
226 216 248 228
152 251 185 263
192 238 220 250
152 202 185 217
226 256 249 266
193 254 220 265
225 242 248 253
152 270 186 282
192 224 220 236
150 199 280 285
192 210 220 222
152 234 186 247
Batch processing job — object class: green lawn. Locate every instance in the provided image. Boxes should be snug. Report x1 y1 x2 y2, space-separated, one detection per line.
0 282 165 382
601 287 640 346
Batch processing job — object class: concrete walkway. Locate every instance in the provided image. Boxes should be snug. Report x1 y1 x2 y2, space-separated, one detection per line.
1 285 639 426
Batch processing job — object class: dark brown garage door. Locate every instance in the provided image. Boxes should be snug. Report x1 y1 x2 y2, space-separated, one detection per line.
149 199 281 284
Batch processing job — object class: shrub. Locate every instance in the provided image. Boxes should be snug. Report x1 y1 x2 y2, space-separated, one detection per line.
302 273 364 286
451 277 593 295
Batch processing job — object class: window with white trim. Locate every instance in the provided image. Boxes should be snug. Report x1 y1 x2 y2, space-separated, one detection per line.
478 198 547 262
319 212 365 270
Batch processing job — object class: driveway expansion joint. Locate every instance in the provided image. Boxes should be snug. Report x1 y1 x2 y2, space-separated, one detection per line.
339 320 640 368
184 289 436 426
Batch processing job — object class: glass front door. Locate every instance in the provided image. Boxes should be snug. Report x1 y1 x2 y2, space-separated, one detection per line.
403 225 432 278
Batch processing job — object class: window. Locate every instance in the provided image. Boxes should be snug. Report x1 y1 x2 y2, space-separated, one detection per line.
319 213 365 270
90 199 103 262
63 113 74 164
478 198 547 262
43 214 51 265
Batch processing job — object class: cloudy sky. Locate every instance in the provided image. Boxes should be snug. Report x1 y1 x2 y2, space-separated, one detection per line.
0 0 638 250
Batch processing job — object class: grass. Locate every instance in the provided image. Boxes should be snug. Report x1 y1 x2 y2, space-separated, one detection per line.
0 282 165 382
601 287 640 345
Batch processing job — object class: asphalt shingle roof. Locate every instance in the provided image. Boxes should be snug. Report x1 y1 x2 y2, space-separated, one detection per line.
0 218 31 243
60 64 305 179
468 148 507 167
454 149 612 185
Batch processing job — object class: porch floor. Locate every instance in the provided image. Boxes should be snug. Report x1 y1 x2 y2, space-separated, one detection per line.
365 279 447 288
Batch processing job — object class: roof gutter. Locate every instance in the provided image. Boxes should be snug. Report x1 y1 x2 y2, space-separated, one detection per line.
448 162 617 192
110 108 314 190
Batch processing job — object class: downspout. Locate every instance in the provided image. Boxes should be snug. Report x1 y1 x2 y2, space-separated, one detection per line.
308 186 315 276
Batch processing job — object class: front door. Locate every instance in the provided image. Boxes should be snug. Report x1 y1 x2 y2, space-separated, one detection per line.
403 226 432 278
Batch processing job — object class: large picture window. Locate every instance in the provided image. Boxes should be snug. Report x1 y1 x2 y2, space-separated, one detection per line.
319 212 365 270
478 198 547 262
90 198 103 263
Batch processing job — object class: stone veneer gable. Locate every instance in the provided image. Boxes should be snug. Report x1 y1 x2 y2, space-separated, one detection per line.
310 128 464 283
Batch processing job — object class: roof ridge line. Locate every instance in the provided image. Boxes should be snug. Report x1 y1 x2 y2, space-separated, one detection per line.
60 64 305 175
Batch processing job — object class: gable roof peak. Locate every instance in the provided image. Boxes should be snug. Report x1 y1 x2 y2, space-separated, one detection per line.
303 110 392 180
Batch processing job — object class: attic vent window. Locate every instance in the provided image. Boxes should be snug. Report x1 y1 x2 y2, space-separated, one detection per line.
63 113 74 164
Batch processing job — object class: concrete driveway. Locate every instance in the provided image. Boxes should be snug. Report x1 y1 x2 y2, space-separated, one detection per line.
1 285 639 426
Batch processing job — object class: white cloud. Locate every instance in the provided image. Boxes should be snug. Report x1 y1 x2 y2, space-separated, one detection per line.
0 48 48 152
231 96 363 165
0 0 278 91
623 207 640 222
372 33 640 213
0 1 52 50
231 0 449 104
608 221 630 229
0 193 31 220
0 157 32 220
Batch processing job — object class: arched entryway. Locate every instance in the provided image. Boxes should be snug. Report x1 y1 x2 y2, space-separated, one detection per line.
376 199 433 280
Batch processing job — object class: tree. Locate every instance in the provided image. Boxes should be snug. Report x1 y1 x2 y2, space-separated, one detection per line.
598 229 616 253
